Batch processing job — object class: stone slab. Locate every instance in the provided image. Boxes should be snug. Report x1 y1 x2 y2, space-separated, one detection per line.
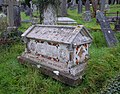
18 56 83 86
57 17 77 25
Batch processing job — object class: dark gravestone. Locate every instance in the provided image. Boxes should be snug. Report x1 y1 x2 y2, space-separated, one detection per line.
13 6 21 27
111 0 115 4
78 0 82 14
82 11 91 22
25 6 31 16
96 11 118 47
85 0 90 11
20 5 25 12
115 11 120 31
100 0 105 11
0 0 3 6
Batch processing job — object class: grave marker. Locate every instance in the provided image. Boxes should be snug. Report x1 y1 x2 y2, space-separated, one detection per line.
100 0 105 12
3 0 20 31
85 0 90 11
78 0 82 14
82 11 91 22
96 10 118 47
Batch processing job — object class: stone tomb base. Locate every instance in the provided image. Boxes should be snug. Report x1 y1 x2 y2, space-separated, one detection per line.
18 55 85 86
57 17 77 25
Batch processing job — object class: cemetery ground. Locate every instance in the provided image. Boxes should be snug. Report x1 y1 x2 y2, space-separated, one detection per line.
0 5 120 94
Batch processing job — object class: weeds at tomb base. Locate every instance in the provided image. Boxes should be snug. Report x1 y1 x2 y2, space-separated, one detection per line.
0 5 120 94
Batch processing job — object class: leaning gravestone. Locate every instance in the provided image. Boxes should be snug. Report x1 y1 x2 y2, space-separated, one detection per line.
78 0 82 14
96 10 118 47
33 4 37 12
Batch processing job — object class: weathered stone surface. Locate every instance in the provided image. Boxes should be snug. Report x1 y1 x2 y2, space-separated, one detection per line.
57 17 77 25
43 4 57 25
85 0 90 11
58 0 67 17
100 0 106 11
19 25 92 86
82 11 91 22
96 11 118 47
78 0 82 14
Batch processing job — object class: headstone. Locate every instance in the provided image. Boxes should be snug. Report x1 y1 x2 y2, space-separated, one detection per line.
105 4 110 11
0 0 3 6
100 0 105 11
82 11 91 22
96 10 118 47
71 0 76 6
78 0 82 14
2 0 20 32
111 0 115 4
20 5 25 12
58 0 67 17
33 4 37 12
13 6 21 27
25 6 31 16
85 0 90 11
43 4 57 25
70 0 77 10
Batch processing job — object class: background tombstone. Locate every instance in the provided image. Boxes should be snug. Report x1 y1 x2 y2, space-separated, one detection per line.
25 5 31 16
33 4 37 12
78 0 82 14
83 0 91 22
20 4 25 12
13 5 21 27
0 0 3 10
104 0 110 11
85 0 90 11
70 0 77 10
43 4 57 25
82 11 91 22
100 0 105 12
71 0 76 6
58 0 67 17
111 0 115 4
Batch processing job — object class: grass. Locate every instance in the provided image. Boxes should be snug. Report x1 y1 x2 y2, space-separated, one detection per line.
0 5 120 94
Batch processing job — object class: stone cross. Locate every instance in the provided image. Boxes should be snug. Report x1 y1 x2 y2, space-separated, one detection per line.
3 0 19 31
78 0 82 14
100 0 105 11
85 0 90 11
